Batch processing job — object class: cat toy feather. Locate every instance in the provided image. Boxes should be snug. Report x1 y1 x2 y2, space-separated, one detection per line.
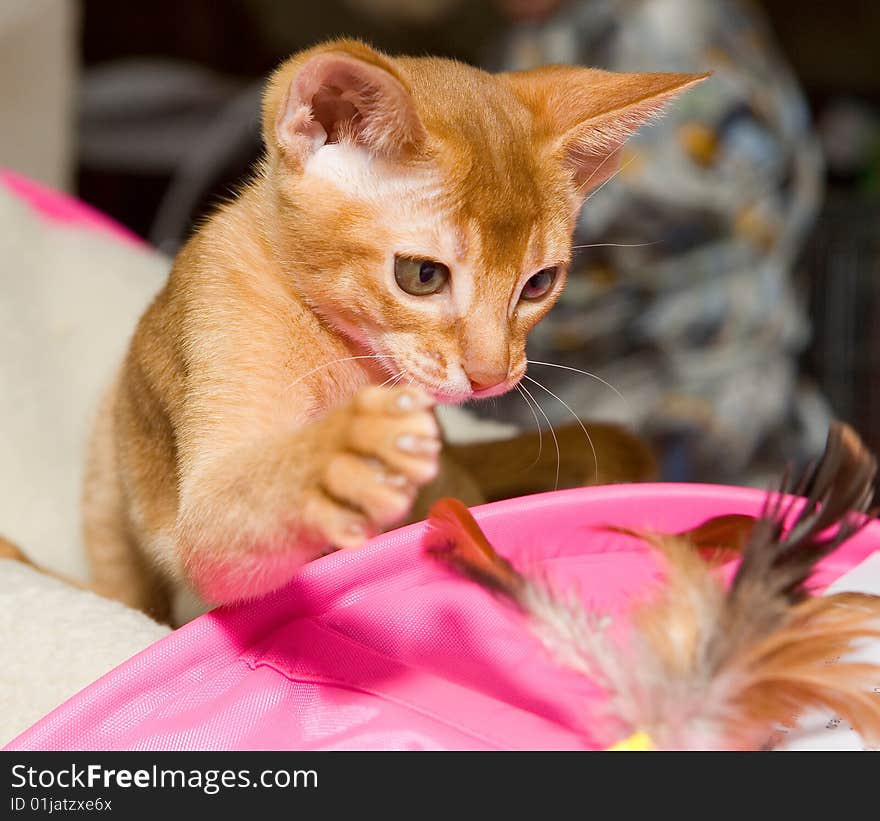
427 422 880 750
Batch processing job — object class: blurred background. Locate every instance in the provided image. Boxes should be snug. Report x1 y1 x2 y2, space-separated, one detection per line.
2 0 879 488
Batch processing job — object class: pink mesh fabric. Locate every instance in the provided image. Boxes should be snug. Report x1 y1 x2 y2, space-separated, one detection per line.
6 484 878 751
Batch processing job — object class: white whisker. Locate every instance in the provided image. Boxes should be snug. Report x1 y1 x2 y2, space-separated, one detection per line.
523 374 599 484
570 241 659 251
515 383 543 470
378 369 406 388
526 360 634 422
387 370 408 389
520 381 560 491
285 354 396 391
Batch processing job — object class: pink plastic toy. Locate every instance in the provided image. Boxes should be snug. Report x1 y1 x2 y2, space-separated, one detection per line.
6 483 879 751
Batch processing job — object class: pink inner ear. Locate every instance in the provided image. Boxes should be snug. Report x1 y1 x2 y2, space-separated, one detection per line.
281 57 383 153
567 141 624 192
311 83 362 144
276 52 424 163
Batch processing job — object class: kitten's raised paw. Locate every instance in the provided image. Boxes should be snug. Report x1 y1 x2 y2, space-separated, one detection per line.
309 385 440 549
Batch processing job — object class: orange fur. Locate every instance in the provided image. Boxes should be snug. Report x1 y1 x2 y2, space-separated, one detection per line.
82 39 705 614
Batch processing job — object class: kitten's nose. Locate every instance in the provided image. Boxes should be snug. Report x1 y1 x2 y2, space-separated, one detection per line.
468 372 506 392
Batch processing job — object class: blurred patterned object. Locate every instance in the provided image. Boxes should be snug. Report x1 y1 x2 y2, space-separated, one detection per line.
483 0 829 485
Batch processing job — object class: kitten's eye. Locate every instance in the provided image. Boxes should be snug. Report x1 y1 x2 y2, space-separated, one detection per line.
394 256 450 296
520 267 558 301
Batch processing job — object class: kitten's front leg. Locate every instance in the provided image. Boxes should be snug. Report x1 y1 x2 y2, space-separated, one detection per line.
303 384 441 549
176 384 440 603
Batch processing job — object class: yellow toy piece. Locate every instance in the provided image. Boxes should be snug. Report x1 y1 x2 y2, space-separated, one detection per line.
607 732 654 751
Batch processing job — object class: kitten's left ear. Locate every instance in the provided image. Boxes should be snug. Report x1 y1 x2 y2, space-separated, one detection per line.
505 66 709 192
263 40 426 170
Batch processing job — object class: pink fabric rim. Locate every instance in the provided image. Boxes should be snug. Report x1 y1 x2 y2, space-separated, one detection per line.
5 483 877 751
0 168 145 247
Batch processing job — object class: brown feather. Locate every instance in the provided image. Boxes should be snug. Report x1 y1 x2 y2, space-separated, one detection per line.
604 514 755 566
427 497 617 686
676 514 756 551
622 424 880 749
726 595 880 746
731 422 877 609
709 423 877 672
426 498 525 602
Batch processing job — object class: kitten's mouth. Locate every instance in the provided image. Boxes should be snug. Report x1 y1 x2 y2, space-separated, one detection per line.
409 381 470 404
389 360 522 404
413 378 517 404
398 373 472 404
468 382 517 400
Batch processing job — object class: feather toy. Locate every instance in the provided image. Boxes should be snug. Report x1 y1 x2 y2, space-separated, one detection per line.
427 422 880 751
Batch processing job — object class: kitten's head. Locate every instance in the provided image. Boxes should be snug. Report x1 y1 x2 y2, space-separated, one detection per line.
262 40 706 402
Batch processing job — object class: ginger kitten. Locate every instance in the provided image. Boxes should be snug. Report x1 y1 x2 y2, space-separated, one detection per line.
83 39 705 619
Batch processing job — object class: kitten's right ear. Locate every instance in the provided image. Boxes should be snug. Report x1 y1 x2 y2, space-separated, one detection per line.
263 40 425 169
505 66 709 193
